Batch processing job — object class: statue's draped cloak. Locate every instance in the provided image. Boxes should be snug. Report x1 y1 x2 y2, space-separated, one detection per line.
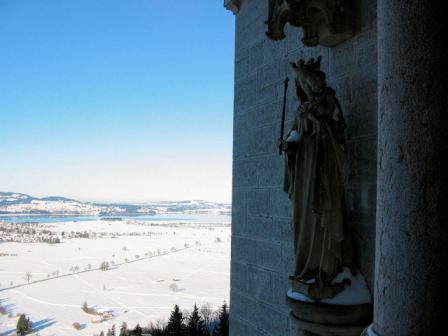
284 116 353 282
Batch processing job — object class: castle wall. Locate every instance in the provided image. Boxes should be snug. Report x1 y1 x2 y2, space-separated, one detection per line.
229 1 378 334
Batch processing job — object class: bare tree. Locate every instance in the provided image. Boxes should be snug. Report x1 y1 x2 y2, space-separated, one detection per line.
23 272 32 283
82 301 89 312
200 302 213 334
100 261 110 271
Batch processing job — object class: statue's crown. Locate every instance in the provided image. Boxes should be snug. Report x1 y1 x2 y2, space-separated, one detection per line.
291 56 322 70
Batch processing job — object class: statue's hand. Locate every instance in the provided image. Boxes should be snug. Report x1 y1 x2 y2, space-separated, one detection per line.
282 140 298 154
277 138 284 151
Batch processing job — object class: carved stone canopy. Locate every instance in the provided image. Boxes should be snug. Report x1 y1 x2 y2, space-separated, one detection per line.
224 0 242 14
266 0 355 47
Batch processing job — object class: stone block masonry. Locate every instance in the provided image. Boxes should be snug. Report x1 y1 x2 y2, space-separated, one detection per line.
228 1 378 335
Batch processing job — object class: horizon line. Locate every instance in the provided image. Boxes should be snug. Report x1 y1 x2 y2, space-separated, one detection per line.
0 190 231 205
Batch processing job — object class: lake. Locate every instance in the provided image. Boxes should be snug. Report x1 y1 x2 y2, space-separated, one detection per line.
0 213 231 224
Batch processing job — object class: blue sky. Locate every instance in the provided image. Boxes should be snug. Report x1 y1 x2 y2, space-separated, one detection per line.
0 0 235 202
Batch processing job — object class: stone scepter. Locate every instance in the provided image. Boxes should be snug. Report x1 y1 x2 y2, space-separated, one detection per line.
278 77 290 155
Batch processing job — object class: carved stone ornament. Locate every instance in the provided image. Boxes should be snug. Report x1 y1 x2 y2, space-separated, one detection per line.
266 0 355 47
224 0 242 14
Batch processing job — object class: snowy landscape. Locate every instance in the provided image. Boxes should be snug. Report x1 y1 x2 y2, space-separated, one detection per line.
0 194 231 336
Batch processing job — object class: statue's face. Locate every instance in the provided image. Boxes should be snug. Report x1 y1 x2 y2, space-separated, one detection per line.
294 65 312 86
308 76 325 93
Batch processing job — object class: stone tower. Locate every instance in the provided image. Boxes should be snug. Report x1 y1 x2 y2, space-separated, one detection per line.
225 0 447 335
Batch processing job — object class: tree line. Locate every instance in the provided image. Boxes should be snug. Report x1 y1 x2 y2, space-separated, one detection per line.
100 302 229 336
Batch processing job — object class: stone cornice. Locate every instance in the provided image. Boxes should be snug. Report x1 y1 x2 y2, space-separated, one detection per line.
224 0 242 14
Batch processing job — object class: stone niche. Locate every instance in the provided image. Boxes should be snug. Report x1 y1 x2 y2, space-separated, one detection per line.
265 0 355 47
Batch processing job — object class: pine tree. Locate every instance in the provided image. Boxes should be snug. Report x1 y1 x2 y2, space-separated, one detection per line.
99 331 105 336
133 323 143 336
119 322 128 336
16 314 32 335
111 324 116 336
166 304 186 335
187 304 206 336
213 302 229 336
107 329 113 336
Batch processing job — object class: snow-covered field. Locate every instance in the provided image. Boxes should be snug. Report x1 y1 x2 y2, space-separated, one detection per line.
0 219 230 336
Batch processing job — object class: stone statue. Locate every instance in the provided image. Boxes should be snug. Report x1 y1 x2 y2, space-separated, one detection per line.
282 57 353 299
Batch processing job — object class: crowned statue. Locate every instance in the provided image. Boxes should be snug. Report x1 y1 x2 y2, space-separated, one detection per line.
280 57 354 299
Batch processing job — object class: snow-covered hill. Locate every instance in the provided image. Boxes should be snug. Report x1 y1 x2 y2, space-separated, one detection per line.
0 192 230 215
0 192 125 215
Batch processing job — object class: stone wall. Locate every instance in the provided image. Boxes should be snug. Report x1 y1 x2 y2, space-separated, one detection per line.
229 1 377 335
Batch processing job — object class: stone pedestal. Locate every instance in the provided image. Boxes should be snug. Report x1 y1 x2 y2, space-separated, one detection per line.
287 269 373 336
376 0 448 334
287 295 372 336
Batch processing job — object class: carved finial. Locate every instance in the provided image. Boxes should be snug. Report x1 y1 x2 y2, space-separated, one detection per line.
224 0 241 14
266 0 354 47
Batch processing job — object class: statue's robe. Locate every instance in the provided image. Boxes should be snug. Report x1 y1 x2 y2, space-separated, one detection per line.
284 113 353 283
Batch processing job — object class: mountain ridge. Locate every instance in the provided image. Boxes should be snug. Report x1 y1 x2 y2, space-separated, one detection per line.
0 192 230 216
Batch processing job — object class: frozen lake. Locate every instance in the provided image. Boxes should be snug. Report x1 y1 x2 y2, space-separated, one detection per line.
0 213 231 225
